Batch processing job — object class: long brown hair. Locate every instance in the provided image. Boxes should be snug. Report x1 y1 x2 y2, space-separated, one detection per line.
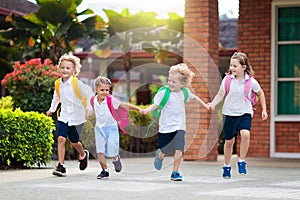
229 52 255 77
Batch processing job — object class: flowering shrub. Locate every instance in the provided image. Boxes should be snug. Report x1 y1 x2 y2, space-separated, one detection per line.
1 58 60 113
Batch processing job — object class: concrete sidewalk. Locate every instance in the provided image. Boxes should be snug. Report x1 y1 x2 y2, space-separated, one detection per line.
0 155 299 200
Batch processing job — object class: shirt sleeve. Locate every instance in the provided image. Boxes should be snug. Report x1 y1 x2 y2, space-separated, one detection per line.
78 79 95 112
48 89 59 112
112 96 121 109
252 78 261 93
153 89 166 106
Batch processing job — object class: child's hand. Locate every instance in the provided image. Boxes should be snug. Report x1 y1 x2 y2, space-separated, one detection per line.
207 103 215 111
140 109 148 115
261 110 268 121
46 111 52 116
85 110 93 120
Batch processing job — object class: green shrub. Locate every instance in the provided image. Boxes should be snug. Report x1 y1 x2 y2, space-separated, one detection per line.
0 108 55 168
0 96 14 109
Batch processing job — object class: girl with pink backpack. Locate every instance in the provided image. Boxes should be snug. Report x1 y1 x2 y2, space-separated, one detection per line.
86 76 141 179
208 52 268 179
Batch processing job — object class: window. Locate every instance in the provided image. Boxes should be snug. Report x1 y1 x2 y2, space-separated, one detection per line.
276 6 300 115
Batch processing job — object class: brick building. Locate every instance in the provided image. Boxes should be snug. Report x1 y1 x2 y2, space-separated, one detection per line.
184 0 300 160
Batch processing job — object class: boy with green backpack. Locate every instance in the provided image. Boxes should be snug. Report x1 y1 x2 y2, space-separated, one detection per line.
141 63 210 181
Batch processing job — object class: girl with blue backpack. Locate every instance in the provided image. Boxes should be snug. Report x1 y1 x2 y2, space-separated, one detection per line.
208 52 268 179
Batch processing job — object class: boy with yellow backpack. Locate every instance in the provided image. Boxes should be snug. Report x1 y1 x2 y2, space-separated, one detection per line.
47 54 94 177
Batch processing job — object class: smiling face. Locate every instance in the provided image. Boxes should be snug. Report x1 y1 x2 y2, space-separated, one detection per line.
229 58 246 78
59 60 76 81
168 72 183 92
95 83 111 101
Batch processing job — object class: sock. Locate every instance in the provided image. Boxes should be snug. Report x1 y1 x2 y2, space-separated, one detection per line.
79 152 86 160
224 164 231 167
238 158 245 163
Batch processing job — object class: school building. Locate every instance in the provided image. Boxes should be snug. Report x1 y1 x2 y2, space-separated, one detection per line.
183 0 300 161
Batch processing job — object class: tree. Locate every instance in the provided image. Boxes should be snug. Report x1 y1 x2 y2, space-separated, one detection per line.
93 9 183 102
1 0 107 64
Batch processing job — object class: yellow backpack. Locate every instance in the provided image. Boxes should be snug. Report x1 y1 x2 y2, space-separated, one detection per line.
54 76 87 109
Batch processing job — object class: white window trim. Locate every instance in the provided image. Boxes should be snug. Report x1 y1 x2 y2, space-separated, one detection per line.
271 1 300 158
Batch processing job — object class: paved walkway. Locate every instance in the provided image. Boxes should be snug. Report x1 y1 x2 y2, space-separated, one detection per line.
0 155 299 200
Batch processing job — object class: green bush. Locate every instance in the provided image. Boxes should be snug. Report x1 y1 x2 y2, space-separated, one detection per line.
0 108 55 168
0 96 14 109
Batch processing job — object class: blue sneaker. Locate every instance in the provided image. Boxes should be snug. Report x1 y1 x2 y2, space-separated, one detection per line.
154 149 163 170
238 161 247 174
171 171 182 181
222 166 231 179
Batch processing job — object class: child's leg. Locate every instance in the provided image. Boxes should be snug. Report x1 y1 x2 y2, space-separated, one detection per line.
173 150 183 172
97 153 107 170
224 137 235 165
239 129 250 160
71 141 85 158
69 123 85 158
172 130 185 172
57 136 66 164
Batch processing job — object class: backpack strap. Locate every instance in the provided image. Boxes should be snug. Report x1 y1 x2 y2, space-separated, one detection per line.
181 87 188 103
55 78 61 102
224 75 232 96
90 95 95 110
106 95 126 134
72 77 87 109
157 86 171 110
244 76 252 101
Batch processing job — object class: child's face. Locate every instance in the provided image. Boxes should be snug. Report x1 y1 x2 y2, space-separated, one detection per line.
95 83 110 100
59 60 76 80
168 73 183 92
229 58 246 77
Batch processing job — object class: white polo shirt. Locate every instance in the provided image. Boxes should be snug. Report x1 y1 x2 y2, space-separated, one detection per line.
154 88 195 133
220 74 261 116
93 95 121 128
48 77 94 126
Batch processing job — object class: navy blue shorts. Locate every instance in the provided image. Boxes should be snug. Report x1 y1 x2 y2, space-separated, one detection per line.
223 114 252 140
57 121 84 143
158 130 185 155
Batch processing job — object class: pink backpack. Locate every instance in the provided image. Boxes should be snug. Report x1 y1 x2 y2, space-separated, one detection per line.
90 95 129 134
224 75 258 106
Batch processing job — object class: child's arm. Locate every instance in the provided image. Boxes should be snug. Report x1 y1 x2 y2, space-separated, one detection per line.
257 89 268 120
140 104 158 115
120 102 141 112
194 95 210 110
208 89 225 110
46 90 59 116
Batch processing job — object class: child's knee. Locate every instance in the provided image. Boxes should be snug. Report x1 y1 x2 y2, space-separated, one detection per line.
57 136 66 144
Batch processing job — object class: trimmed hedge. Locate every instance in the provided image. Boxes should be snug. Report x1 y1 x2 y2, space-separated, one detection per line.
0 108 55 168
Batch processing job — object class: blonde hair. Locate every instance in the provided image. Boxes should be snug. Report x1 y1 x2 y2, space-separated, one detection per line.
94 76 112 89
169 63 195 86
230 52 255 77
58 54 82 76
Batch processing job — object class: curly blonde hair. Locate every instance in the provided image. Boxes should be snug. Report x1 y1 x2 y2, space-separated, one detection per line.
169 63 195 86
58 54 82 76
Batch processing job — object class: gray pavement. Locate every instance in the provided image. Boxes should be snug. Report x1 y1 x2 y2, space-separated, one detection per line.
0 155 300 200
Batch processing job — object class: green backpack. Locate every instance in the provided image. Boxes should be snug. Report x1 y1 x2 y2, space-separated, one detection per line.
146 86 188 136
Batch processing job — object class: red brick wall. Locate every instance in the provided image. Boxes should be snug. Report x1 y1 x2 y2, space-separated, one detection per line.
184 0 219 161
275 123 300 153
237 0 271 157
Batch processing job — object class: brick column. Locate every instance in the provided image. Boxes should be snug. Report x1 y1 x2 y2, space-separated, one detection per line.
237 0 271 157
183 0 219 161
